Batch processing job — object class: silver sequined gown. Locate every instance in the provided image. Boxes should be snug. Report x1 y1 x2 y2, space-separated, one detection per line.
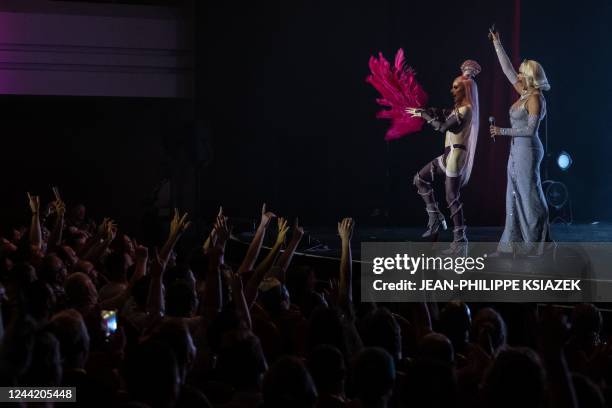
497 98 550 254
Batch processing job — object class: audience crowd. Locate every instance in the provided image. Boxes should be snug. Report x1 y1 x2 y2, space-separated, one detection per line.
0 189 609 407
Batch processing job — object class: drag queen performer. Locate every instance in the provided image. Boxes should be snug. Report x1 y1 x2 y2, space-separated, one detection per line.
489 30 551 255
407 60 480 252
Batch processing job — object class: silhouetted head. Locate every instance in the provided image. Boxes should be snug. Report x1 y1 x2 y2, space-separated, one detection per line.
439 300 471 352
308 344 346 396
263 356 317 408
482 347 545 408
64 272 98 312
20 331 62 387
418 332 454 366
48 309 90 370
25 280 56 321
40 254 67 286
104 251 130 283
352 347 396 407
308 306 347 358
216 330 268 390
471 308 507 354
123 339 180 408
571 303 602 347
165 280 197 318
258 275 290 314
149 319 196 385
361 307 402 362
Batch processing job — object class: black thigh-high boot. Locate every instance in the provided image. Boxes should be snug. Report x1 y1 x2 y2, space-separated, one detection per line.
414 161 447 239
443 175 467 255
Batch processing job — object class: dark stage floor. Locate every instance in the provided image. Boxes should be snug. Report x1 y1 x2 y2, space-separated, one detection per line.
235 222 612 261
231 222 612 304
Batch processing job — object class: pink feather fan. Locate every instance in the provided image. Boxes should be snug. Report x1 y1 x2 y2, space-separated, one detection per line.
366 49 428 141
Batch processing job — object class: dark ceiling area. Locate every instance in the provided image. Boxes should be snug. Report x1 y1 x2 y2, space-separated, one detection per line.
54 0 190 6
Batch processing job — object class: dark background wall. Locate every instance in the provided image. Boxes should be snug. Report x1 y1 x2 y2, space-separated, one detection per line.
520 0 612 223
1 0 610 234
0 95 193 233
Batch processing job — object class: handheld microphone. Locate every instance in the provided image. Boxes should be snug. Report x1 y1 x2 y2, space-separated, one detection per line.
489 116 496 142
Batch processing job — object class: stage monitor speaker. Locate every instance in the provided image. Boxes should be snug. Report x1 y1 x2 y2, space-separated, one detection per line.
542 180 572 225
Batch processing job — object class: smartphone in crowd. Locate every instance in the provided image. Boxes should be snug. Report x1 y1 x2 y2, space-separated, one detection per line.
101 309 118 338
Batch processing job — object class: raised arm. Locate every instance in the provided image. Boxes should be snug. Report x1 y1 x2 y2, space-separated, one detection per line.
147 248 166 317
337 218 354 319
27 193 42 252
132 240 148 288
491 95 542 138
101 242 149 311
160 209 191 261
230 273 252 329
81 218 116 263
489 30 522 93
106 213 189 312
47 189 66 252
201 215 231 320
237 203 276 275
244 217 289 307
203 206 223 253
78 217 107 258
272 218 305 283
201 246 223 321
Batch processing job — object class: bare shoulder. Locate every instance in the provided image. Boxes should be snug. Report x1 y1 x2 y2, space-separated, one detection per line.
458 104 472 115
526 93 543 115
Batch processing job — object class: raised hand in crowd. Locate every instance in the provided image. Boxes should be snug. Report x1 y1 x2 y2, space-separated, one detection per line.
160 208 190 262
245 216 289 307
230 272 252 330
147 247 167 318
274 218 306 282
237 203 276 275
337 217 354 316
27 192 42 251
48 186 66 251
203 206 224 253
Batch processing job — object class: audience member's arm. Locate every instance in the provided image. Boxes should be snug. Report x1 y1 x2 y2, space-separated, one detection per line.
237 203 276 275
203 206 223 253
202 246 223 321
273 218 305 283
82 218 117 263
160 209 191 261
147 248 166 317
77 218 107 258
47 197 66 252
231 273 252 329
100 251 148 310
133 240 148 289
245 217 289 307
213 210 231 263
201 215 230 321
27 193 42 251
338 218 354 318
